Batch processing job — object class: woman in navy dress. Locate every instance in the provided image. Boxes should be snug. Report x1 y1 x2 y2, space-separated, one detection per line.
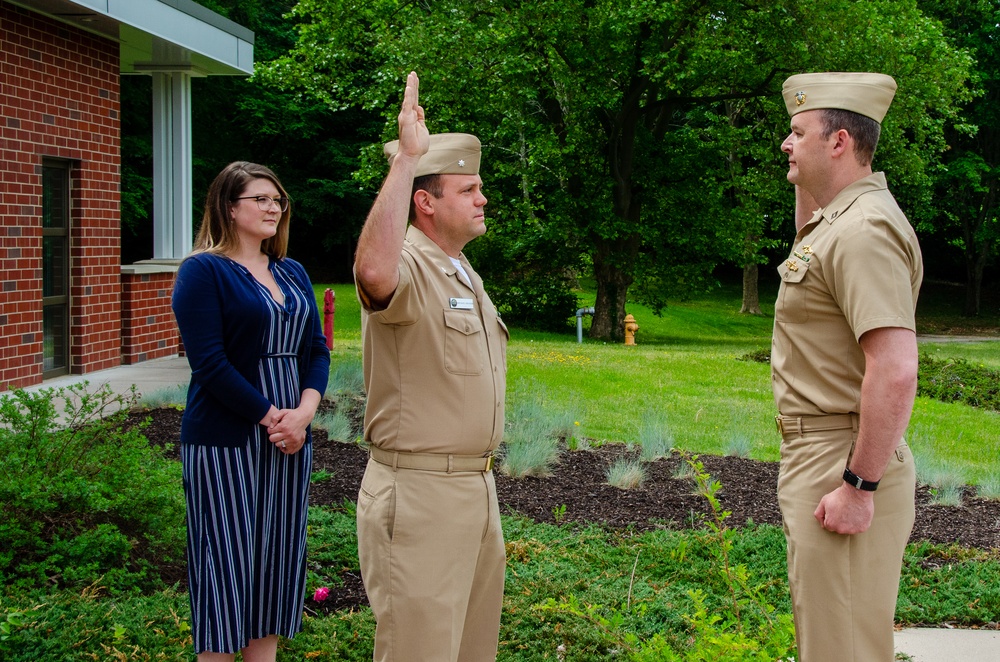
172 162 330 661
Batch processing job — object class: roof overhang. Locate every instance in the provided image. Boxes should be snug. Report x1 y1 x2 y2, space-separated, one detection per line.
8 0 254 76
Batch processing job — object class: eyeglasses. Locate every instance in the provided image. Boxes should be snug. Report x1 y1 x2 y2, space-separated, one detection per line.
233 196 290 212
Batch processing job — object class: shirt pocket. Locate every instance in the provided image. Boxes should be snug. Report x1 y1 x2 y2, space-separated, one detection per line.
775 258 810 324
443 309 485 375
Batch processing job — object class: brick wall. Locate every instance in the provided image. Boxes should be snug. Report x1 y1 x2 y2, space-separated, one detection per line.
0 2 122 389
121 270 179 365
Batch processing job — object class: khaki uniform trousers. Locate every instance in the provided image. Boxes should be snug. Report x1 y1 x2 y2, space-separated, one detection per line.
777 422 915 662
357 457 506 662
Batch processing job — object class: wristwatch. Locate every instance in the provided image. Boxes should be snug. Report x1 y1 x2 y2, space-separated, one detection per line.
843 467 879 492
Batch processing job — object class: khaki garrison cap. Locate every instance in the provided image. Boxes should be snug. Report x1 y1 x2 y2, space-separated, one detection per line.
384 133 481 177
782 72 898 123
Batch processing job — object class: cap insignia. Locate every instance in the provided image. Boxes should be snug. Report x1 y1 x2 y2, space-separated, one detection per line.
458 159 466 167
795 91 807 106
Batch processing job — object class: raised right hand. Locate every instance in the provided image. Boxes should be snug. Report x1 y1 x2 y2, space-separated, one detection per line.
397 71 429 160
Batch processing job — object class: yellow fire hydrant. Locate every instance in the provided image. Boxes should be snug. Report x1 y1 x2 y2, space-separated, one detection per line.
624 314 639 346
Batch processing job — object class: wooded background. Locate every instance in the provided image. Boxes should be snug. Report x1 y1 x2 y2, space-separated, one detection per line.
120 0 999 339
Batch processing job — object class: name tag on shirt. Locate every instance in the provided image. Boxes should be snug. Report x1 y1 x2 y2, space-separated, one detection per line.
450 297 474 310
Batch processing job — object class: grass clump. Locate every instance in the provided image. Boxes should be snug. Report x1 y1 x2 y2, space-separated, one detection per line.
913 442 967 507
976 472 1000 500
327 353 365 399
136 383 187 409
500 389 562 478
501 422 560 478
636 410 672 462
0 383 185 593
313 409 358 443
606 457 646 489
725 434 753 459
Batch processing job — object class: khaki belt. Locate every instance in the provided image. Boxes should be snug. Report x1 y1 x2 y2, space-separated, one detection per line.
775 413 858 438
368 446 495 473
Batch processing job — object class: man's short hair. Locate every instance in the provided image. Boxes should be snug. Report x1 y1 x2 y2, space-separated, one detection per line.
409 174 444 221
819 108 881 167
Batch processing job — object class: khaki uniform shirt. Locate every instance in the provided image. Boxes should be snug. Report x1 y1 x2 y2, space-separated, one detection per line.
357 225 508 454
772 172 923 417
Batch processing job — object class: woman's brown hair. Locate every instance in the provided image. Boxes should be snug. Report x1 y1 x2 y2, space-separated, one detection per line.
191 161 291 259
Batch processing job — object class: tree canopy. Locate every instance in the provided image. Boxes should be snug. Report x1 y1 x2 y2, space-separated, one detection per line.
260 0 972 337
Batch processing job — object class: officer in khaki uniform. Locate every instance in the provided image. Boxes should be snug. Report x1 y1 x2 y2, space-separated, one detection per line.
772 72 923 662
353 71 508 662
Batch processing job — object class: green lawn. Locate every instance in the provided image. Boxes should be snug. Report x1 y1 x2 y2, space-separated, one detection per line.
321 280 1000 481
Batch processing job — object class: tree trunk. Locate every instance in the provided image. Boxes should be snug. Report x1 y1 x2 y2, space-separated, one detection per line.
589 235 638 342
962 180 996 317
963 252 985 317
740 263 763 315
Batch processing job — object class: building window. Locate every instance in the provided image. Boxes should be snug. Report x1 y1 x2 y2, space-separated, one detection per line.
42 161 71 378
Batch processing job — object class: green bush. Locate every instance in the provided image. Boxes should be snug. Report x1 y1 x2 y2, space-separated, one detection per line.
489 275 580 332
740 351 1000 412
0 383 185 593
918 353 1000 411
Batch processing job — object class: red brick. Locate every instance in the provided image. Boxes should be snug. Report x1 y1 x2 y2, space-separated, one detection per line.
1 3 130 391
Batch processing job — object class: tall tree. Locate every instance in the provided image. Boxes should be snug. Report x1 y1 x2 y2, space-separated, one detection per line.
917 0 1000 316
264 0 970 338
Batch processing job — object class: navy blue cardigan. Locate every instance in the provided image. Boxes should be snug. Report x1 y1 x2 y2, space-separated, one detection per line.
171 252 331 447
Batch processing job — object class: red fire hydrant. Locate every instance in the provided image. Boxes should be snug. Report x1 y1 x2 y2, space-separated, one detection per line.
624 313 639 346
324 288 335 350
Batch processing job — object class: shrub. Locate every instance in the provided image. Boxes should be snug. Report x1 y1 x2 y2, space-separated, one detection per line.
739 349 771 363
735 351 1000 412
917 354 1000 411
489 275 579 332
466 231 580 332
0 383 185 593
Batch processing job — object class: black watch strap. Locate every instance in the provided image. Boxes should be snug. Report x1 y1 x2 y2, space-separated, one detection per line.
843 467 879 491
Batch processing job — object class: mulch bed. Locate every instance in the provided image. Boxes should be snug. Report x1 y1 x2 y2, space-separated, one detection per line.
134 407 1000 611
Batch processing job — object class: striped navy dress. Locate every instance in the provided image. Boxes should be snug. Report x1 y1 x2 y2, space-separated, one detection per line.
181 259 313 654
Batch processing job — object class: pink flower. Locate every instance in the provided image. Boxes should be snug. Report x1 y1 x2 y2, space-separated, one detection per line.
313 587 330 602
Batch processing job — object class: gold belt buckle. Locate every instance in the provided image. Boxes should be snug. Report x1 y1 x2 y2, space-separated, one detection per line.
775 416 784 434
484 454 494 472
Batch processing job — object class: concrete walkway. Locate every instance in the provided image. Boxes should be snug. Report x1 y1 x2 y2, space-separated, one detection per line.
918 334 1000 343
895 627 1000 661
23 354 191 400
18 355 1000 660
